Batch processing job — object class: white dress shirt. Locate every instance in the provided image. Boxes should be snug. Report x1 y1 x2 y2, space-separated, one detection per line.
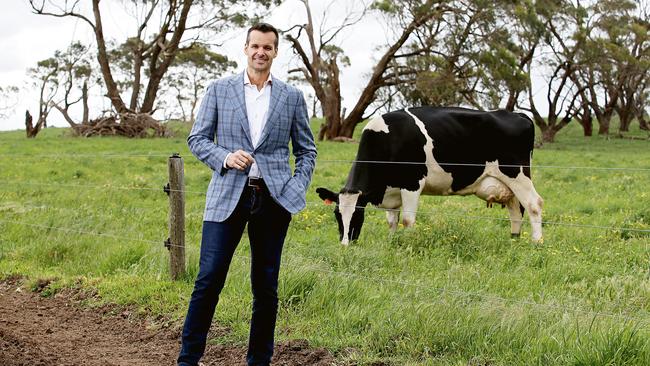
223 71 272 178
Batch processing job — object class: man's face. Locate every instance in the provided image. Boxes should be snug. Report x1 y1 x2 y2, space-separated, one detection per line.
245 30 278 73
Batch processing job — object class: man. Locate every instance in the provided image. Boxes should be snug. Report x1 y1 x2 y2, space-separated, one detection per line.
177 23 317 366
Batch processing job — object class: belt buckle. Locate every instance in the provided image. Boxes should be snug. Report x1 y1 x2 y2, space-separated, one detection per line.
248 177 262 189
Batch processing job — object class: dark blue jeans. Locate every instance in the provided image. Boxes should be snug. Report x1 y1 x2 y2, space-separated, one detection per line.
178 184 292 366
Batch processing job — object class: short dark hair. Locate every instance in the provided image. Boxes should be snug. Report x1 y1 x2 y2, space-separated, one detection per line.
246 23 279 49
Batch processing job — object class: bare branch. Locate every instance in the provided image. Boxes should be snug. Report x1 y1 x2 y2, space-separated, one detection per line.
28 0 96 30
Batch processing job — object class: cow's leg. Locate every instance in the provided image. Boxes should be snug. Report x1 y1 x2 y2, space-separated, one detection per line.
400 180 424 227
386 209 400 232
502 173 543 242
506 196 523 238
511 176 543 242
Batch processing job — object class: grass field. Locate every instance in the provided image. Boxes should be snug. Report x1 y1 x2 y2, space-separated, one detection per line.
1 120 649 365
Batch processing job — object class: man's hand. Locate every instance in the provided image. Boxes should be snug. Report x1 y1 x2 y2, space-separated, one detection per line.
226 150 255 171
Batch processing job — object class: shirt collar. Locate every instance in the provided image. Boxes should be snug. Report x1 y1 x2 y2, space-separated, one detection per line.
244 71 273 87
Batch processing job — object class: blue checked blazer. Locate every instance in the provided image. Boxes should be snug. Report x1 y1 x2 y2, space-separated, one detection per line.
188 71 317 222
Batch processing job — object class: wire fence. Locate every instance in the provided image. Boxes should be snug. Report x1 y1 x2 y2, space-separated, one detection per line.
4 152 650 172
1 153 649 330
317 159 650 172
0 180 205 195
0 224 648 327
3 179 649 235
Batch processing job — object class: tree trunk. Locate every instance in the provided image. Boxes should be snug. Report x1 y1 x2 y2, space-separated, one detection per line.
82 80 89 124
25 110 45 138
578 107 593 136
25 110 34 138
618 108 634 133
189 84 199 123
140 0 193 113
639 114 649 131
580 114 593 136
130 51 143 111
541 126 558 143
538 115 571 143
52 104 79 127
504 91 518 111
598 117 610 135
321 101 342 140
339 119 356 138
92 0 129 114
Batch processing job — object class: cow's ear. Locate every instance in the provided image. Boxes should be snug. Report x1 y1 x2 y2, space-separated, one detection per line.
316 187 339 204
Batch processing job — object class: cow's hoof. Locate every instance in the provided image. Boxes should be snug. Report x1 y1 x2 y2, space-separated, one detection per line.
510 233 520 239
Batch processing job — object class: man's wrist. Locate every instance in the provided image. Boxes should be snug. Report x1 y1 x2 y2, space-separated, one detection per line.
223 152 232 169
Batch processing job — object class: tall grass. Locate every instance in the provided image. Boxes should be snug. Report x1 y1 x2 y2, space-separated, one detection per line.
0 121 648 364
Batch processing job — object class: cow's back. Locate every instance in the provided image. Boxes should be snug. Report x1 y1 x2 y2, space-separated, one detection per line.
407 107 534 191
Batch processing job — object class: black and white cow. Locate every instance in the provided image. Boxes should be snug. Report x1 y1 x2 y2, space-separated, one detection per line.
317 106 544 245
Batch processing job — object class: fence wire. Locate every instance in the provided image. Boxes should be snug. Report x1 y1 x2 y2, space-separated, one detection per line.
1 228 647 327
0 180 205 195
2 189 650 237
316 159 650 172
3 196 650 236
2 152 650 172
2 153 649 330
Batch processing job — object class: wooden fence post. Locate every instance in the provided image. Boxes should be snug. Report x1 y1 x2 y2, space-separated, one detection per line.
165 153 185 280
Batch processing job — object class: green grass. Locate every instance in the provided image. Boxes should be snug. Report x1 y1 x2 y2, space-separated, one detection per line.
0 120 649 365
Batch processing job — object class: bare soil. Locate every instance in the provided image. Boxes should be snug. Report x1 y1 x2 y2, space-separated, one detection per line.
0 278 337 366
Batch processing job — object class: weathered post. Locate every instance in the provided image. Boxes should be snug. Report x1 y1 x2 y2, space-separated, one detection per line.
166 153 185 280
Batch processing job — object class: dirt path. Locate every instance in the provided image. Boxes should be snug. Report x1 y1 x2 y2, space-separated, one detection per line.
0 278 337 366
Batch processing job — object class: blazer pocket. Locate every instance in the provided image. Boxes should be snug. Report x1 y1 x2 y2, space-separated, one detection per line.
281 175 305 196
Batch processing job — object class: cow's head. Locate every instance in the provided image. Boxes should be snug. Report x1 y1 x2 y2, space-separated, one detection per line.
316 187 366 245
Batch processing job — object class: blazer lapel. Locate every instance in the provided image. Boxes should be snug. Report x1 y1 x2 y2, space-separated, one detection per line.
256 77 287 149
227 72 253 147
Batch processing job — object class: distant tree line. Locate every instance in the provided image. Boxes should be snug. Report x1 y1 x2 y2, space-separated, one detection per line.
23 0 272 137
286 0 649 142
13 0 648 143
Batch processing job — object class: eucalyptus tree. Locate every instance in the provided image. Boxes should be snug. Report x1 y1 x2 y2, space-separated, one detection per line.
28 0 277 136
607 0 649 133
25 56 60 137
373 0 550 125
491 0 545 112
162 43 237 122
392 0 529 109
285 0 450 140
284 0 367 140
572 0 649 135
518 0 587 143
50 42 96 128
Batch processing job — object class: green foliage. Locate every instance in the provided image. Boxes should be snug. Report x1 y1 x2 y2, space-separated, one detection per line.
371 0 397 13
0 121 649 364
161 43 237 122
173 43 236 70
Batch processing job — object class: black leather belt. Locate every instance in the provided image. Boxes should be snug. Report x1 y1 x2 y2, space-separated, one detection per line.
248 177 265 190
